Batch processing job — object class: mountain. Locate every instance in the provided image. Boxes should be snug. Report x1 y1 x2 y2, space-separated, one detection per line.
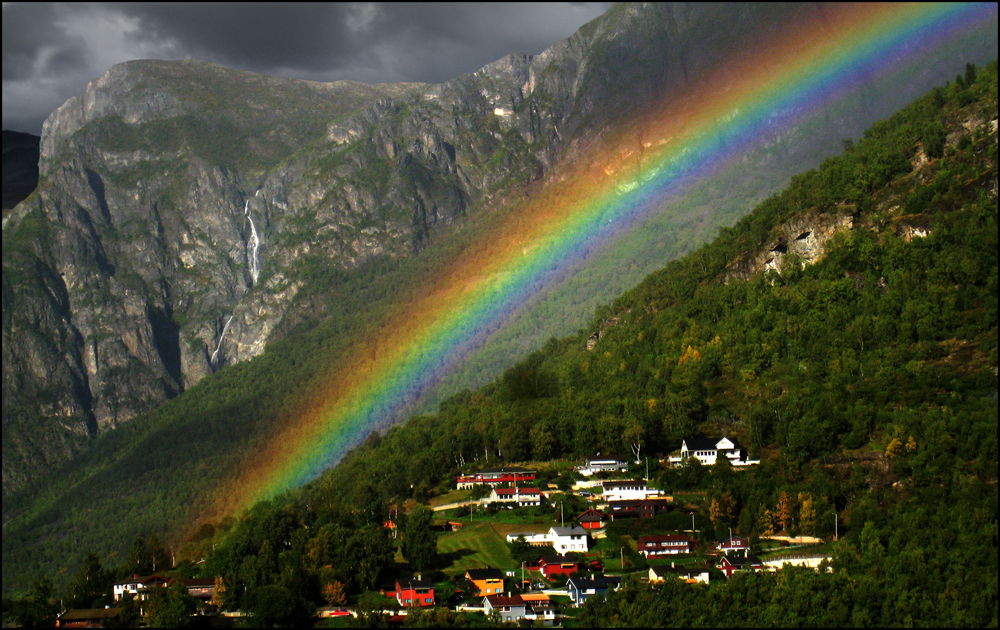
1 3 997 594
1 130 40 212
4 3 995 499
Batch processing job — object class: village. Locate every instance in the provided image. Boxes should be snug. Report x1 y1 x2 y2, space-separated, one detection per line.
53 436 836 628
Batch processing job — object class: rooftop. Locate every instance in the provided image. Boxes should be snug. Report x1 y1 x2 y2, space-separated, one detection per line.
466 568 504 580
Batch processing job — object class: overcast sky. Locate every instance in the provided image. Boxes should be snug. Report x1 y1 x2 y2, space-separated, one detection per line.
2 2 609 135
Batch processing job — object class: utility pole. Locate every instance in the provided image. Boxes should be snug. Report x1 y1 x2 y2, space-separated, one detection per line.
691 513 695 533
620 547 624 571
645 458 649 482
561 502 564 527
835 512 838 541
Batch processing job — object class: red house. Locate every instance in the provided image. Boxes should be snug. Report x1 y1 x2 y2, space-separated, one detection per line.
637 535 692 556
717 536 749 554
395 577 435 607
576 509 606 530
717 553 763 578
538 554 579 578
456 467 536 488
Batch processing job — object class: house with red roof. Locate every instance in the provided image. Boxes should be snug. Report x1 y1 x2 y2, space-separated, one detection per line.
486 487 543 507
718 552 764 578
456 467 536 489
716 536 749 554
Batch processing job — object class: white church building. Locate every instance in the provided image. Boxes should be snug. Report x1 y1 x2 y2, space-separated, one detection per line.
667 437 759 467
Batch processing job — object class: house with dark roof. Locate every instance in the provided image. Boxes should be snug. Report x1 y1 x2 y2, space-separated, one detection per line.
483 594 527 623
395 577 435 607
667 437 759 467
483 594 556 624
637 534 692 556
606 497 671 519
576 508 607 530
567 576 621 605
717 536 749 554
170 577 216 600
56 609 121 628
466 568 505 596
578 456 629 476
718 552 764 578
505 526 590 554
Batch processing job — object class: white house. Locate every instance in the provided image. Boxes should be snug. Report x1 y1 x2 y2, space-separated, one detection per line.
485 487 543 507
577 456 629 476
112 575 169 602
601 479 661 502
505 526 590 554
667 437 759 467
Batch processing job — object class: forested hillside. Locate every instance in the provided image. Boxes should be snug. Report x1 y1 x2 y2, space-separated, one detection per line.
188 62 996 626
4 60 996 627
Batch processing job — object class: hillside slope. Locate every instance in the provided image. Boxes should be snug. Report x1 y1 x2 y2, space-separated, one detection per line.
199 62 996 626
3 59 995 608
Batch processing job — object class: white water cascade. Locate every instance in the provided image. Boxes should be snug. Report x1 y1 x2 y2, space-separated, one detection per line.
210 315 234 366
244 198 261 284
243 200 260 284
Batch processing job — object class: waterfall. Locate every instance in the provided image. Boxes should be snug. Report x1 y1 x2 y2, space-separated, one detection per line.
210 315 234 366
244 199 261 284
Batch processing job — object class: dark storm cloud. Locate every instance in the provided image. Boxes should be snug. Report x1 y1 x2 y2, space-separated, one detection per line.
2 3 90 81
2 2 609 135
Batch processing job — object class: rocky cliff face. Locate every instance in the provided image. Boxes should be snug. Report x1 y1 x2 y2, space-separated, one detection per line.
2 3 995 495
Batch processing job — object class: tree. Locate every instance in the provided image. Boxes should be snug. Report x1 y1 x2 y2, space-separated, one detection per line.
144 581 196 628
350 525 395 590
66 552 110 608
243 585 313 628
322 580 347 607
128 537 153 575
401 506 437 573
210 577 227 610
106 593 142 628
798 493 817 534
623 419 645 464
147 534 172 573
777 492 796 533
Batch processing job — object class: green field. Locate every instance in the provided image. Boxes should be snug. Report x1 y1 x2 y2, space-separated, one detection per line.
435 522 527 575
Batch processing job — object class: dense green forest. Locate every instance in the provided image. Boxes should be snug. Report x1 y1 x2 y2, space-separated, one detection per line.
4 63 997 627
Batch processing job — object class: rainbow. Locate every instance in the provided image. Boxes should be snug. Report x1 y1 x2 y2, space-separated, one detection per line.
214 2 997 516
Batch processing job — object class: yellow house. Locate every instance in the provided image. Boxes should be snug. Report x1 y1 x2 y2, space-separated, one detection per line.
466 568 505 596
